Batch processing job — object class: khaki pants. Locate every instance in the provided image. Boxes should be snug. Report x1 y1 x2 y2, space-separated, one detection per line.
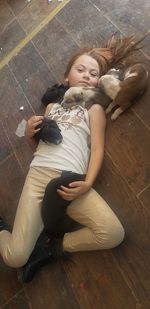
0 167 124 268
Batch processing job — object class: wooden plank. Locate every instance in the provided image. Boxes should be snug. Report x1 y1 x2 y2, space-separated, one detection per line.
0 19 25 61
0 120 12 164
62 251 139 309
1 290 30 309
0 64 33 121
131 54 150 129
112 244 150 309
2 113 34 176
0 0 14 33
17 0 61 34
90 0 150 57
90 0 129 15
94 154 150 306
105 111 150 195
0 65 34 173
24 262 80 309
0 258 22 308
0 156 24 307
9 42 56 113
0 154 24 225
0 0 71 70
138 185 150 209
33 17 79 82
7 0 29 16
56 0 119 47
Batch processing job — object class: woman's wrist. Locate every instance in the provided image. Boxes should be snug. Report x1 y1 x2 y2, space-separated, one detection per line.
25 126 34 139
25 133 38 151
84 179 93 190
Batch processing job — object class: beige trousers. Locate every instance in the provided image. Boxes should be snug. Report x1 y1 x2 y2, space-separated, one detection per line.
0 167 124 268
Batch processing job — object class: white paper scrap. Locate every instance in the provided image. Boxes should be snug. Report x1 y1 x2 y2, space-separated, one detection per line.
15 119 27 137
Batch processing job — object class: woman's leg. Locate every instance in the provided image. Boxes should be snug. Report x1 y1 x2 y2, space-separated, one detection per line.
0 167 61 268
18 187 124 283
63 188 125 252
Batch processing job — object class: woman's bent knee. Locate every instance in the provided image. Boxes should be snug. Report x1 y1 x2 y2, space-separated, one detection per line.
2 248 29 268
95 221 125 250
111 222 125 248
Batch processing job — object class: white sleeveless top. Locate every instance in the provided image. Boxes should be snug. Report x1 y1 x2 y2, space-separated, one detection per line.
30 104 91 174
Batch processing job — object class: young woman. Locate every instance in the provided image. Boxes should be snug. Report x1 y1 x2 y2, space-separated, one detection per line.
0 34 144 282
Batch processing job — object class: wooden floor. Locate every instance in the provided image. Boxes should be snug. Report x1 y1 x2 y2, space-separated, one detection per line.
0 0 150 308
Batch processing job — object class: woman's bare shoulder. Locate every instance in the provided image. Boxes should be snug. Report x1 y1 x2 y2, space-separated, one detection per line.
88 104 106 122
44 103 55 116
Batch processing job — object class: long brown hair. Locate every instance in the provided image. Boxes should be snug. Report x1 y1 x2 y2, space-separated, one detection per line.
64 33 148 77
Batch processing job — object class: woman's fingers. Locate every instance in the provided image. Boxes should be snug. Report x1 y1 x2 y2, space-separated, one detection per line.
69 181 83 187
57 181 90 201
27 117 44 136
57 183 84 200
57 189 74 201
60 185 77 194
34 128 41 133
32 120 43 129
32 116 44 122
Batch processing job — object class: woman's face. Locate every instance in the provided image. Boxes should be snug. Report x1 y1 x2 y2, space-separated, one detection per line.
66 54 100 87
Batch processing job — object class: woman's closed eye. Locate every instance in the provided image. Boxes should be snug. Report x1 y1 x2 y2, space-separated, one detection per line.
77 68 84 73
90 71 99 77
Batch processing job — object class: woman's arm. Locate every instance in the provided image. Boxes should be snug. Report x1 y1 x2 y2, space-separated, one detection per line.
25 103 54 151
25 115 43 151
57 104 106 200
44 103 54 117
85 104 106 186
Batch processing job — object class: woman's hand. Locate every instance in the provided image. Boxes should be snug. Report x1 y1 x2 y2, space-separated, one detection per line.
57 180 91 201
25 115 44 138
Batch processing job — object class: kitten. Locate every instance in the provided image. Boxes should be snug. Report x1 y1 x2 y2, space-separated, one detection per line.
34 117 62 144
61 85 111 110
41 171 85 237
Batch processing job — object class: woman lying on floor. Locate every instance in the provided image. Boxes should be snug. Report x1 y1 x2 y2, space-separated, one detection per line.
0 34 145 282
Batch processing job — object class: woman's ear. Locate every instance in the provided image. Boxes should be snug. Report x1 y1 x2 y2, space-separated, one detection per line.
64 78 69 86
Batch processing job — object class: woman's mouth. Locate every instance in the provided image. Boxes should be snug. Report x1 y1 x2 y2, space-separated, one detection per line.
78 81 90 86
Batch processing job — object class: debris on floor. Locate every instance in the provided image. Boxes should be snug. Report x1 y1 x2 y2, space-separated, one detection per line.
15 119 27 137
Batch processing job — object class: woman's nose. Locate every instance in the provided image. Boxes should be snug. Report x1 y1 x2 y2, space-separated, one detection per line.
83 71 90 79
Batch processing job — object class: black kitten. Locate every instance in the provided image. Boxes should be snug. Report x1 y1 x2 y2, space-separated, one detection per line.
41 171 85 237
41 84 69 106
34 117 63 145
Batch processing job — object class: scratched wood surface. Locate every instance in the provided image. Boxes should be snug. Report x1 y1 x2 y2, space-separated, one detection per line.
0 0 150 308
